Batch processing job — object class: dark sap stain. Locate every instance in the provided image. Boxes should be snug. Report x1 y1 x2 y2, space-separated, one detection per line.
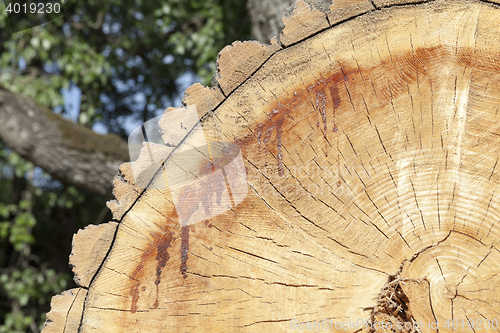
130 250 150 313
153 230 173 309
329 84 341 121
256 103 289 176
180 225 190 279
196 174 226 217
243 45 492 177
329 82 342 172
177 184 200 226
177 180 224 224
254 72 347 176
130 226 173 313
128 148 247 313
308 81 328 138
176 144 236 225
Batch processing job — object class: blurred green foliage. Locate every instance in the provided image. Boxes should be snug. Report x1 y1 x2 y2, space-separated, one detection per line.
0 0 251 331
0 0 251 135
0 146 107 332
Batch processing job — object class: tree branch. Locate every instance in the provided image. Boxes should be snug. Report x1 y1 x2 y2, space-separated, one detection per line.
0 85 129 197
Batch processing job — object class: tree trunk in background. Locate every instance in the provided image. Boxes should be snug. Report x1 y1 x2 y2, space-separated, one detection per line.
43 0 500 332
0 85 128 196
247 0 295 43
247 0 332 44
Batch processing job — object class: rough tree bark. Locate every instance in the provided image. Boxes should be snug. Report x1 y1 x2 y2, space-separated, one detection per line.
0 85 129 196
44 0 500 332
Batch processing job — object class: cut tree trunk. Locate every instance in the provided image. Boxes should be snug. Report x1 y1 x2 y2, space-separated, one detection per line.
44 0 500 332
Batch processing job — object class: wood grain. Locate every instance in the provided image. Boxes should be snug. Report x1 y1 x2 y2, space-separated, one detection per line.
45 0 500 332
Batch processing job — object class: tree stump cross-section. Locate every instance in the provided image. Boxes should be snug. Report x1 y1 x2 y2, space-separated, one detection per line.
44 0 500 332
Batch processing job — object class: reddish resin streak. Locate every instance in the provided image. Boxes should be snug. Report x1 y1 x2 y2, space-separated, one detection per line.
180 225 190 279
177 145 234 224
130 226 174 313
329 83 341 119
256 72 347 176
308 81 328 138
329 82 342 182
256 103 289 176
177 184 200 224
176 178 225 224
153 231 173 309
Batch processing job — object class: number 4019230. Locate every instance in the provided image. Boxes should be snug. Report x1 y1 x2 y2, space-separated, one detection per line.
5 2 61 14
